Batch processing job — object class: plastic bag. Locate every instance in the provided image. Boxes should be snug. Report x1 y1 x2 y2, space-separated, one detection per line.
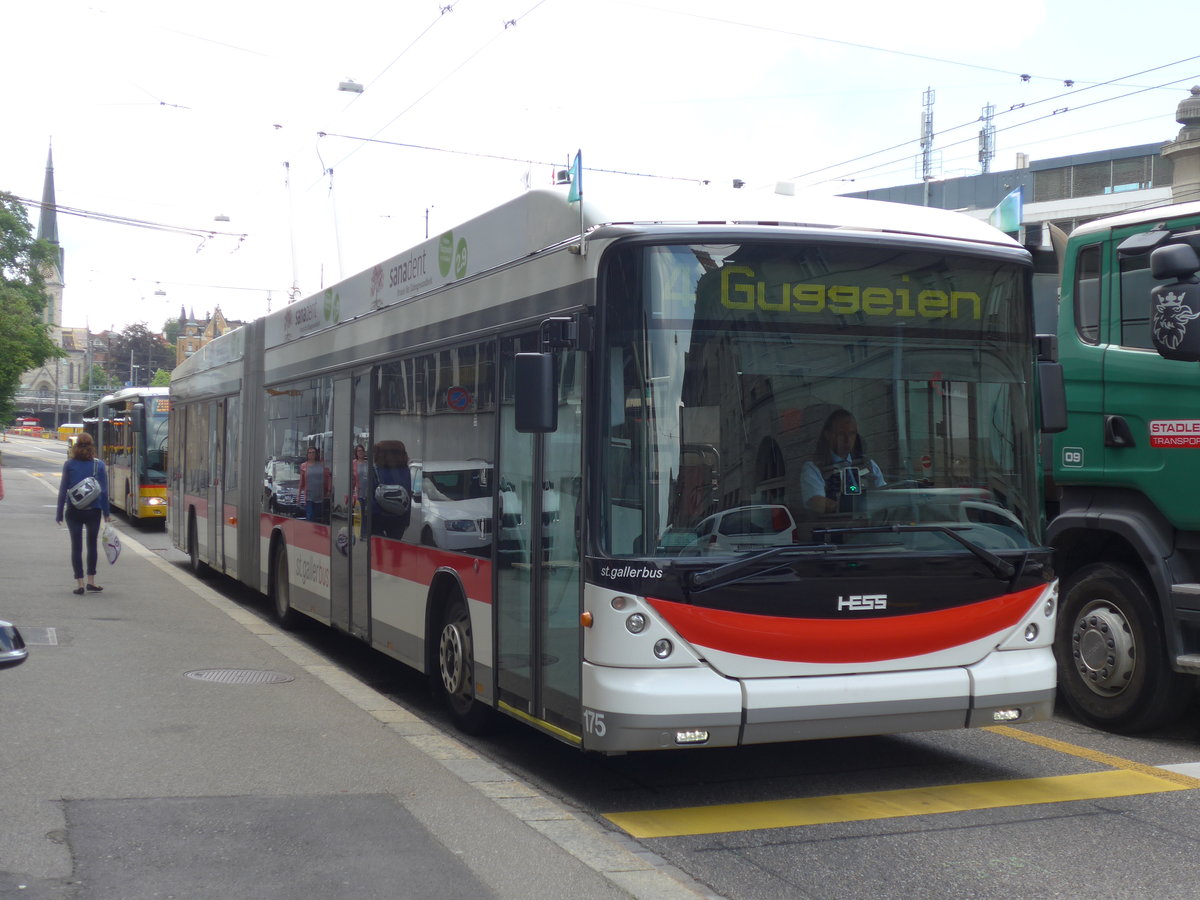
101 520 121 565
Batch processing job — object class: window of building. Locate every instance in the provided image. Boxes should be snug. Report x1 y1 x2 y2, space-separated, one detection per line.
1033 154 1167 202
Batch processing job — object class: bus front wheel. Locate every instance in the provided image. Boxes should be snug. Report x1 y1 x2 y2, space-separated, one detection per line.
437 593 493 734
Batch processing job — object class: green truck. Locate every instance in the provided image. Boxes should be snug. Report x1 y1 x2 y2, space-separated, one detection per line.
1049 198 1200 731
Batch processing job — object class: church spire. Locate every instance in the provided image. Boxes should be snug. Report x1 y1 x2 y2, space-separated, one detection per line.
38 142 64 273
36 141 64 330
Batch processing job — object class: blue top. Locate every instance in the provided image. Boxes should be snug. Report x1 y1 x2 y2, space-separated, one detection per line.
56 457 111 520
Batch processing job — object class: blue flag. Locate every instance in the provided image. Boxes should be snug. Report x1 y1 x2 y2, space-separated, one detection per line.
988 186 1022 234
567 150 582 203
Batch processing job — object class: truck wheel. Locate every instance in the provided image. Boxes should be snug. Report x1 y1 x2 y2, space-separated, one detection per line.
436 593 493 734
1056 562 1192 732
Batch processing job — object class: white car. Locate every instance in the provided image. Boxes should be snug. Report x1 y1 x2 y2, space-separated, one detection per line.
688 504 798 553
414 461 518 555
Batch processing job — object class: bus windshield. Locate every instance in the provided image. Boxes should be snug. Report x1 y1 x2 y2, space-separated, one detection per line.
599 240 1040 559
145 398 171 480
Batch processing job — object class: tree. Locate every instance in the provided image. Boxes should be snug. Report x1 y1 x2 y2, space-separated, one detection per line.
150 368 170 387
83 363 114 393
104 322 174 385
0 193 61 422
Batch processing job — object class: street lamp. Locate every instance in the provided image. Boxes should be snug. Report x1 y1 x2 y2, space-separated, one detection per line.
131 364 141 387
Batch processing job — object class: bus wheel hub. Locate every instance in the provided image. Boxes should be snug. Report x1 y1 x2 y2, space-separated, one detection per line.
439 624 466 694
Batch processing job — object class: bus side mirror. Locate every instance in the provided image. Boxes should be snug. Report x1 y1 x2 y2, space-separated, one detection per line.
515 353 557 433
1149 243 1200 362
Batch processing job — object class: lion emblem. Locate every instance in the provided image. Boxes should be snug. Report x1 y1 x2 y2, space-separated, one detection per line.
1153 291 1200 350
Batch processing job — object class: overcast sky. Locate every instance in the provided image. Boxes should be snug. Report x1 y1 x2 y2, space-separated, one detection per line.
4 0 1196 333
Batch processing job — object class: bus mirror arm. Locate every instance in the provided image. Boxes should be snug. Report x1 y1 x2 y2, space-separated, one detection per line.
538 315 591 352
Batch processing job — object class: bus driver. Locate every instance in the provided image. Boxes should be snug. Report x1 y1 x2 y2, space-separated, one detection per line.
801 408 885 514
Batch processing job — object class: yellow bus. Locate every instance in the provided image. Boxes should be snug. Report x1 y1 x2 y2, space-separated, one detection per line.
57 423 84 445
83 388 170 524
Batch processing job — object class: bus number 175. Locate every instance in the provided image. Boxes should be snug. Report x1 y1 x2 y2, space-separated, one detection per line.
583 709 606 737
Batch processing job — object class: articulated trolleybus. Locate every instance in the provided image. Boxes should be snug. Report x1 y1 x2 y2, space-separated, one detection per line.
83 386 170 523
170 185 1060 752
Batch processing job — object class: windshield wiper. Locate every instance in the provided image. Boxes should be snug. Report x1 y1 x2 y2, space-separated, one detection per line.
813 524 1016 580
686 543 846 590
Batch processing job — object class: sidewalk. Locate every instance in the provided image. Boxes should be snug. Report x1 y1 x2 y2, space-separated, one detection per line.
0 451 712 900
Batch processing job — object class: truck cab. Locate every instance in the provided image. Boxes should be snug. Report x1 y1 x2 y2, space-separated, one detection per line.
1050 199 1200 731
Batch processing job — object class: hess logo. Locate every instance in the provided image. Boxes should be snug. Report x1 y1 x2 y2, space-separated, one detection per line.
837 594 887 611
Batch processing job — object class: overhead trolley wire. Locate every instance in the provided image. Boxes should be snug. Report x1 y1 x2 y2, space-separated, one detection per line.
794 57 1200 186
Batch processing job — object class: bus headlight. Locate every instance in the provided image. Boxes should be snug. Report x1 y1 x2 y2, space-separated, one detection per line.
625 613 647 634
653 638 673 659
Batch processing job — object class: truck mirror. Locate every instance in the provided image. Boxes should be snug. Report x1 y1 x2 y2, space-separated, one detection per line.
515 352 557 433
1149 244 1200 362
1038 361 1068 433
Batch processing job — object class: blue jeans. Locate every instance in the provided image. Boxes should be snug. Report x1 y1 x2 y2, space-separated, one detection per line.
65 507 103 579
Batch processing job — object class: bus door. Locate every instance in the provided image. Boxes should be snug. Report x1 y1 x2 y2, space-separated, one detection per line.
208 399 226 572
496 334 584 740
330 371 371 638
169 406 184 542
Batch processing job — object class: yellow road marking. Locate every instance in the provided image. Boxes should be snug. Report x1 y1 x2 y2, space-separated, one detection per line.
985 725 1200 788
604 769 1190 838
605 728 1200 839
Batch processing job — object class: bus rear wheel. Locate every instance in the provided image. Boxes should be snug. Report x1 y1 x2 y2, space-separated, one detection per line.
271 544 298 630
1056 562 1192 732
187 514 208 577
437 593 493 734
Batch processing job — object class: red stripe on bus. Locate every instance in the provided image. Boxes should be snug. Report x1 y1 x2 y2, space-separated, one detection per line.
255 515 492 601
645 585 1043 664
257 514 332 553
183 494 209 517
371 537 492 602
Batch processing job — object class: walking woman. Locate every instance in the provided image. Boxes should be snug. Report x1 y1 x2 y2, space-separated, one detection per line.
55 432 112 595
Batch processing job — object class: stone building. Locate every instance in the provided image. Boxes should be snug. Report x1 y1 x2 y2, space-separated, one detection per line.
175 305 243 365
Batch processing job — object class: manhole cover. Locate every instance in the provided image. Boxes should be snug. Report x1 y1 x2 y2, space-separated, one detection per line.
184 668 295 685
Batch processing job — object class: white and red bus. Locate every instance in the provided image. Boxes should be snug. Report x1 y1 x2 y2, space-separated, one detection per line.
169 185 1059 752
84 387 170 523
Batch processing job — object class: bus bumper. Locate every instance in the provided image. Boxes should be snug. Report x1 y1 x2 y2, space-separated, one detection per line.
580 647 1055 753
